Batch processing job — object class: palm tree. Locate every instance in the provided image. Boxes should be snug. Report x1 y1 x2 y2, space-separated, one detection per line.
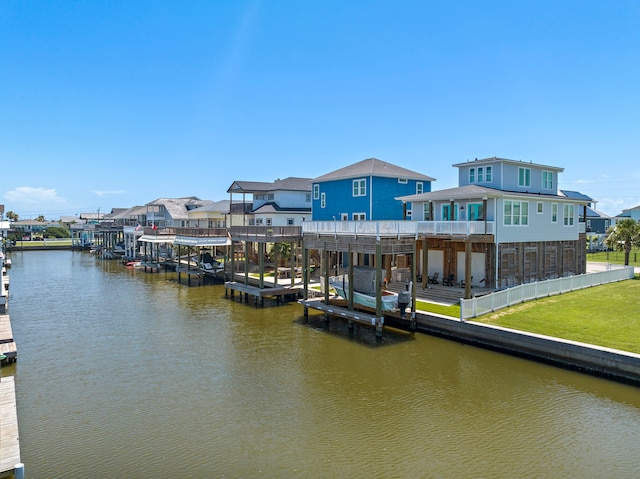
604 219 640 266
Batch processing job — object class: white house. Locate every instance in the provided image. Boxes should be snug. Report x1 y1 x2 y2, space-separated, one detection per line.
397 157 588 288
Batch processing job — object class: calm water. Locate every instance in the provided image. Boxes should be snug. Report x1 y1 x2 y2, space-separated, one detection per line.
5 250 640 478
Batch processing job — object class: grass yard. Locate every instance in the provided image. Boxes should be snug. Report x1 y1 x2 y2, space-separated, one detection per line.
10 239 72 248
415 300 460 318
472 278 640 354
587 249 640 266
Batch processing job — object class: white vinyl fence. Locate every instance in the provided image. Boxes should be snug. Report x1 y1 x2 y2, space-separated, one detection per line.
460 265 635 320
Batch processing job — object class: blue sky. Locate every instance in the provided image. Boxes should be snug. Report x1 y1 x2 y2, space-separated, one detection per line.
2 0 639 219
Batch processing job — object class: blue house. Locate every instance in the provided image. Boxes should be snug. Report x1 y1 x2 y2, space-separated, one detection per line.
311 158 435 221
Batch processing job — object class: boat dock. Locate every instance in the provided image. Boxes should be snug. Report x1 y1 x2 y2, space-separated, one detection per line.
225 281 304 306
0 376 21 477
0 313 17 363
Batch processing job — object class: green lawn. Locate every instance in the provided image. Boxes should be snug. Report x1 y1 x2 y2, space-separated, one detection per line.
472 278 640 354
10 239 72 248
415 300 460 318
587 249 640 266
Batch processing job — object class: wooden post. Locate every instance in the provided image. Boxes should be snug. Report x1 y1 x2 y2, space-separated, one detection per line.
375 243 383 335
422 239 428 290
464 239 472 299
323 244 330 305
348 243 354 311
244 242 250 285
290 241 295 288
259 242 265 289
302 240 309 304
230 240 235 285
411 241 417 331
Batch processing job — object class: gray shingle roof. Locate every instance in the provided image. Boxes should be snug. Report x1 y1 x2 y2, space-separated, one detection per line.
314 158 435 182
397 185 587 203
227 177 312 193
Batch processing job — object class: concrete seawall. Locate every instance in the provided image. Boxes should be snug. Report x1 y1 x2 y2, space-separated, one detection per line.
404 313 640 385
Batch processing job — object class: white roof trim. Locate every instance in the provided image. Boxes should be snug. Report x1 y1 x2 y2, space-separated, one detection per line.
174 236 231 247
137 235 176 244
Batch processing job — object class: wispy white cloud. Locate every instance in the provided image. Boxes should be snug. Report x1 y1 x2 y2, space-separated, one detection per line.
574 179 595 184
93 190 126 197
3 186 67 205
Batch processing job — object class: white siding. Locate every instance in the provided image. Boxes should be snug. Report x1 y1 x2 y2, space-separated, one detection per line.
495 198 580 243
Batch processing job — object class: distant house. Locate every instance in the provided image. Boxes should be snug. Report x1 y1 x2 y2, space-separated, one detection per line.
616 204 640 222
311 158 435 221
227 177 312 226
560 190 611 235
397 157 588 288
145 197 213 228
10 219 59 238
188 200 233 228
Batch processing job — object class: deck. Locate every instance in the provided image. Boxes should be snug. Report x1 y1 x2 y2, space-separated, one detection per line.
0 376 21 475
225 281 305 306
0 314 17 363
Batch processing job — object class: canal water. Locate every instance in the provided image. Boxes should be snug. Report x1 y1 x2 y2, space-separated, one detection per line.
5 250 640 478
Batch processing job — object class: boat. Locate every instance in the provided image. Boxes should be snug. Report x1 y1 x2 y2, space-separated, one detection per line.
328 266 399 312
199 260 224 275
191 252 224 275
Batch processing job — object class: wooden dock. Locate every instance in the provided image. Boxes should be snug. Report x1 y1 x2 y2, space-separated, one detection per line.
299 298 396 338
225 281 303 306
0 376 21 476
0 314 17 363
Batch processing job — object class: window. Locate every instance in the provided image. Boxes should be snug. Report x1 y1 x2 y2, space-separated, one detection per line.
255 194 265 201
469 168 475 183
287 218 294 225
305 193 311 202
423 203 430 220
320 192 326 208
504 200 529 226
266 218 272 226
313 184 319 200
563 204 575 226
353 179 366 197
486 166 492 182
518 167 531 187
416 182 423 194
398 178 408 184
477 167 484 183
468 203 483 221
256 218 263 225
537 202 543 214
542 171 553 190
341 213 348 221
353 213 366 220
551 203 558 223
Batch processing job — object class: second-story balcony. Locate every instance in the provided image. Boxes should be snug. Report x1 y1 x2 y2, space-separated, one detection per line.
229 225 303 242
302 220 495 239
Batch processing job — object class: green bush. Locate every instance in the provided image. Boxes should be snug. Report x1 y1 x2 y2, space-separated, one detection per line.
44 226 71 238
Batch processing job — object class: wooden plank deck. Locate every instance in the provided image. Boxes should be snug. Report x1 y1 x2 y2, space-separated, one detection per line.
225 281 304 298
299 298 383 328
0 376 21 475
0 314 13 343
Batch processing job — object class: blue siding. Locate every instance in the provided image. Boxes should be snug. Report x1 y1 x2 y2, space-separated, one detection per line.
312 176 432 221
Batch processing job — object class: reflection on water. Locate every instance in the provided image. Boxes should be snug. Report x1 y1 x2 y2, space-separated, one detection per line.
7 251 640 478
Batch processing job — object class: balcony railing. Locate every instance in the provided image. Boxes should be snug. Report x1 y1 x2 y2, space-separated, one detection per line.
302 220 495 238
229 226 303 240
